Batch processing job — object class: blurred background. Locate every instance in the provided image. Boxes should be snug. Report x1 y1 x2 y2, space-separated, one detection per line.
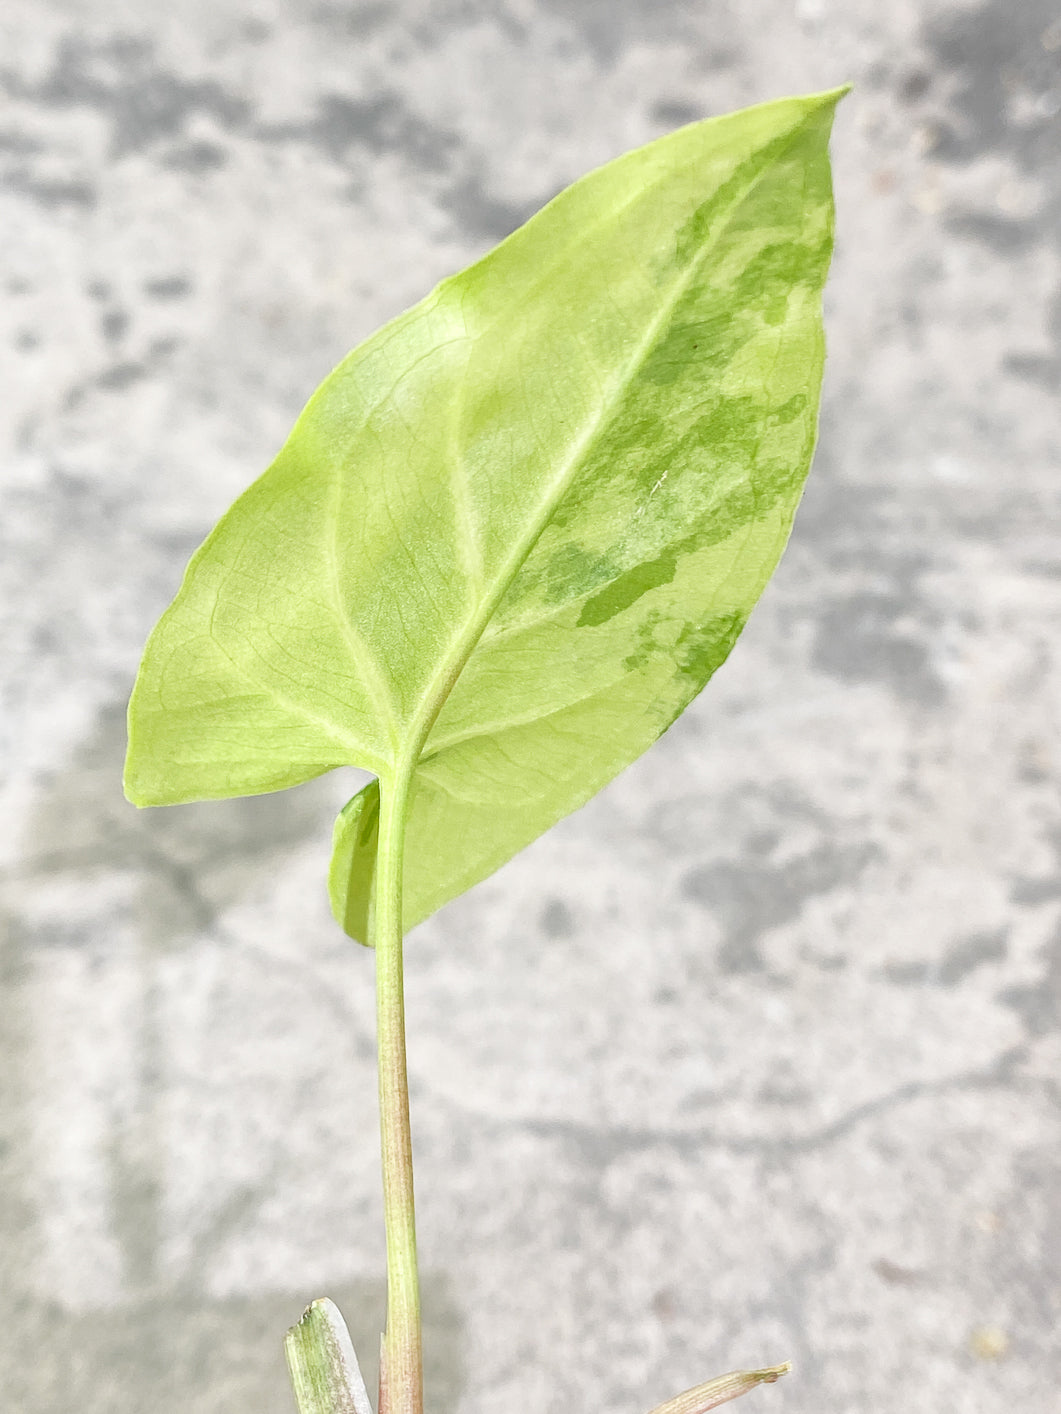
2 1 1059 1411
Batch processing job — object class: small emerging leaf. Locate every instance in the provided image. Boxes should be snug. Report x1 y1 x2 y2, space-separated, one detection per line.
648 1363 792 1414
125 89 847 941
284 1298 374 1414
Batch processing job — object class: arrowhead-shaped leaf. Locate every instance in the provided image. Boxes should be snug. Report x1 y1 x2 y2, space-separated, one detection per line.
125 88 846 942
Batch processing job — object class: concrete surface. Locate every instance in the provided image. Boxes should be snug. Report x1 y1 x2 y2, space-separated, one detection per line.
2 2 1059 1412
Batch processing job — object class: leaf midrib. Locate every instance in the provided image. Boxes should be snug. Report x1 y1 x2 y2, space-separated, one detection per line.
398 107 820 780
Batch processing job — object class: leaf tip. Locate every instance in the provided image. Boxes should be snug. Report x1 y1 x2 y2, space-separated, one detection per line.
754 1361 792 1384
285 1297 374 1414
123 690 158 808
121 758 150 809
647 1360 793 1414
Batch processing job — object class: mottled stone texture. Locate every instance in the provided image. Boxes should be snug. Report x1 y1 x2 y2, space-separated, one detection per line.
1 2 1059 1412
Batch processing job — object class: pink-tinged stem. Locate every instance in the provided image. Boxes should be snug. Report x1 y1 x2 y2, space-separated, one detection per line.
374 764 422 1414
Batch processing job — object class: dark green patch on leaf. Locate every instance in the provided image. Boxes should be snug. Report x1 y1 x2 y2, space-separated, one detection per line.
577 549 679 628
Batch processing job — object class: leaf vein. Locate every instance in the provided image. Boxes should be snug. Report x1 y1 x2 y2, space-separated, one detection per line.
327 463 402 753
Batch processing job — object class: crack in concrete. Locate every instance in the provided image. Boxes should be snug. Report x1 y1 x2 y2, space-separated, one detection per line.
429 1045 1053 1165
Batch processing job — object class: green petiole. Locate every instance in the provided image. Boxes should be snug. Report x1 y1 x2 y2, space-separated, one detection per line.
373 763 422 1414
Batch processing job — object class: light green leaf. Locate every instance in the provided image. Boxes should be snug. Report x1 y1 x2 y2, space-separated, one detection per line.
284 1298 374 1414
125 88 846 942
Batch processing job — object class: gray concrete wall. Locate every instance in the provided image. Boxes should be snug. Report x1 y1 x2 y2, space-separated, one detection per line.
2 2 1059 1412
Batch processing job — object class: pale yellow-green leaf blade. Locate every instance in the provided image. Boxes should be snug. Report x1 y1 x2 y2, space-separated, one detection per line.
125 89 846 950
